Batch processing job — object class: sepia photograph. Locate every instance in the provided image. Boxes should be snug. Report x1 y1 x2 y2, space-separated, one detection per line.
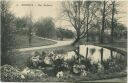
1 0 127 82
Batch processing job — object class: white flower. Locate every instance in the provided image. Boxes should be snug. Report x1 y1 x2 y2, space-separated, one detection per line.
56 71 64 78
44 57 53 65
81 70 87 76
73 67 79 74
21 67 30 75
21 74 25 79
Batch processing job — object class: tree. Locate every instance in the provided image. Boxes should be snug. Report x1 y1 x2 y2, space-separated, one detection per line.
61 1 100 63
61 1 99 44
35 17 56 39
110 1 116 42
26 10 33 46
97 1 125 43
14 17 29 36
99 1 112 43
1 1 16 65
56 28 63 40
62 1 102 63
100 1 106 43
100 48 104 64
85 1 92 42
114 23 127 40
15 17 27 30
56 28 74 40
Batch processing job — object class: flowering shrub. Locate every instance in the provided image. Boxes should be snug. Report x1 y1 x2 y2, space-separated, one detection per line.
72 64 86 74
26 51 45 68
22 50 126 81
1 65 25 82
21 67 47 80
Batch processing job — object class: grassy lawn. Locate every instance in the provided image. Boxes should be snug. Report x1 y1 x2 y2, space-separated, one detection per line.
15 34 57 49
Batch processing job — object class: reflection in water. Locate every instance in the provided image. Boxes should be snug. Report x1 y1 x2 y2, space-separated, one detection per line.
63 45 123 64
100 48 103 64
110 50 113 59
80 45 110 63
85 47 88 60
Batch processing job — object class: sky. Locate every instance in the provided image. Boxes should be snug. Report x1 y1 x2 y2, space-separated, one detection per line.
9 0 128 31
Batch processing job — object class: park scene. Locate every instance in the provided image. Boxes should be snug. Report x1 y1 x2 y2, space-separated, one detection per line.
1 0 127 82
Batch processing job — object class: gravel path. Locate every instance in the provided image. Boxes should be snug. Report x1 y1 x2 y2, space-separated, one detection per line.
15 36 73 52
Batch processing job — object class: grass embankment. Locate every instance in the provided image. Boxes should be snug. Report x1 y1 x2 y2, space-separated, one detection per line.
81 39 127 49
81 39 127 56
15 35 57 49
97 40 127 51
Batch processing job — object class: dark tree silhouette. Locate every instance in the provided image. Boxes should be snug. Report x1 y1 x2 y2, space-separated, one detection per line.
100 1 106 43
1 1 16 65
35 17 56 39
110 1 116 43
26 10 33 46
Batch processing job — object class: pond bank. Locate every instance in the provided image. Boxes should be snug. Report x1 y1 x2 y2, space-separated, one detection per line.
84 42 127 56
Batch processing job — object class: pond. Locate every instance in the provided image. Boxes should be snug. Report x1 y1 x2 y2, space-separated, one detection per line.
62 45 126 63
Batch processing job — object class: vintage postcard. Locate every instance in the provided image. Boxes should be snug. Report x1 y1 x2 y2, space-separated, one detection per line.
1 0 127 82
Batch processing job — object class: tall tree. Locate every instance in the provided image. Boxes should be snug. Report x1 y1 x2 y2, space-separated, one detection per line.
1 1 16 65
110 1 116 42
100 1 106 43
62 1 99 44
62 1 100 63
27 10 33 46
85 1 91 42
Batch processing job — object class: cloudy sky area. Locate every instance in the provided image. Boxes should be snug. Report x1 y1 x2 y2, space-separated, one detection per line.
9 0 127 31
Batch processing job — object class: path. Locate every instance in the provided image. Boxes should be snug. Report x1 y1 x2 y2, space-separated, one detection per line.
16 36 73 52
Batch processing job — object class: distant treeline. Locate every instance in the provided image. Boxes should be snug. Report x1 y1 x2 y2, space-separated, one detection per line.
15 16 127 41
15 17 75 40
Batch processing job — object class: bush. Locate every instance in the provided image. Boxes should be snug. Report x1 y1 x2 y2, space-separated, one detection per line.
35 17 56 39
102 56 126 74
53 59 65 72
21 67 48 81
56 28 74 39
26 51 47 68
1 65 25 82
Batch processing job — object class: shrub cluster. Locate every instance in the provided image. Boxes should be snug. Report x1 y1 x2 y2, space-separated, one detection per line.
1 65 25 82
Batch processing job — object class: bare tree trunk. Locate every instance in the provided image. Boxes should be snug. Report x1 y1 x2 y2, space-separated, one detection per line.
27 10 33 46
77 1 81 63
77 45 80 63
100 1 106 43
28 27 32 46
74 45 80 63
86 4 89 42
111 1 115 43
